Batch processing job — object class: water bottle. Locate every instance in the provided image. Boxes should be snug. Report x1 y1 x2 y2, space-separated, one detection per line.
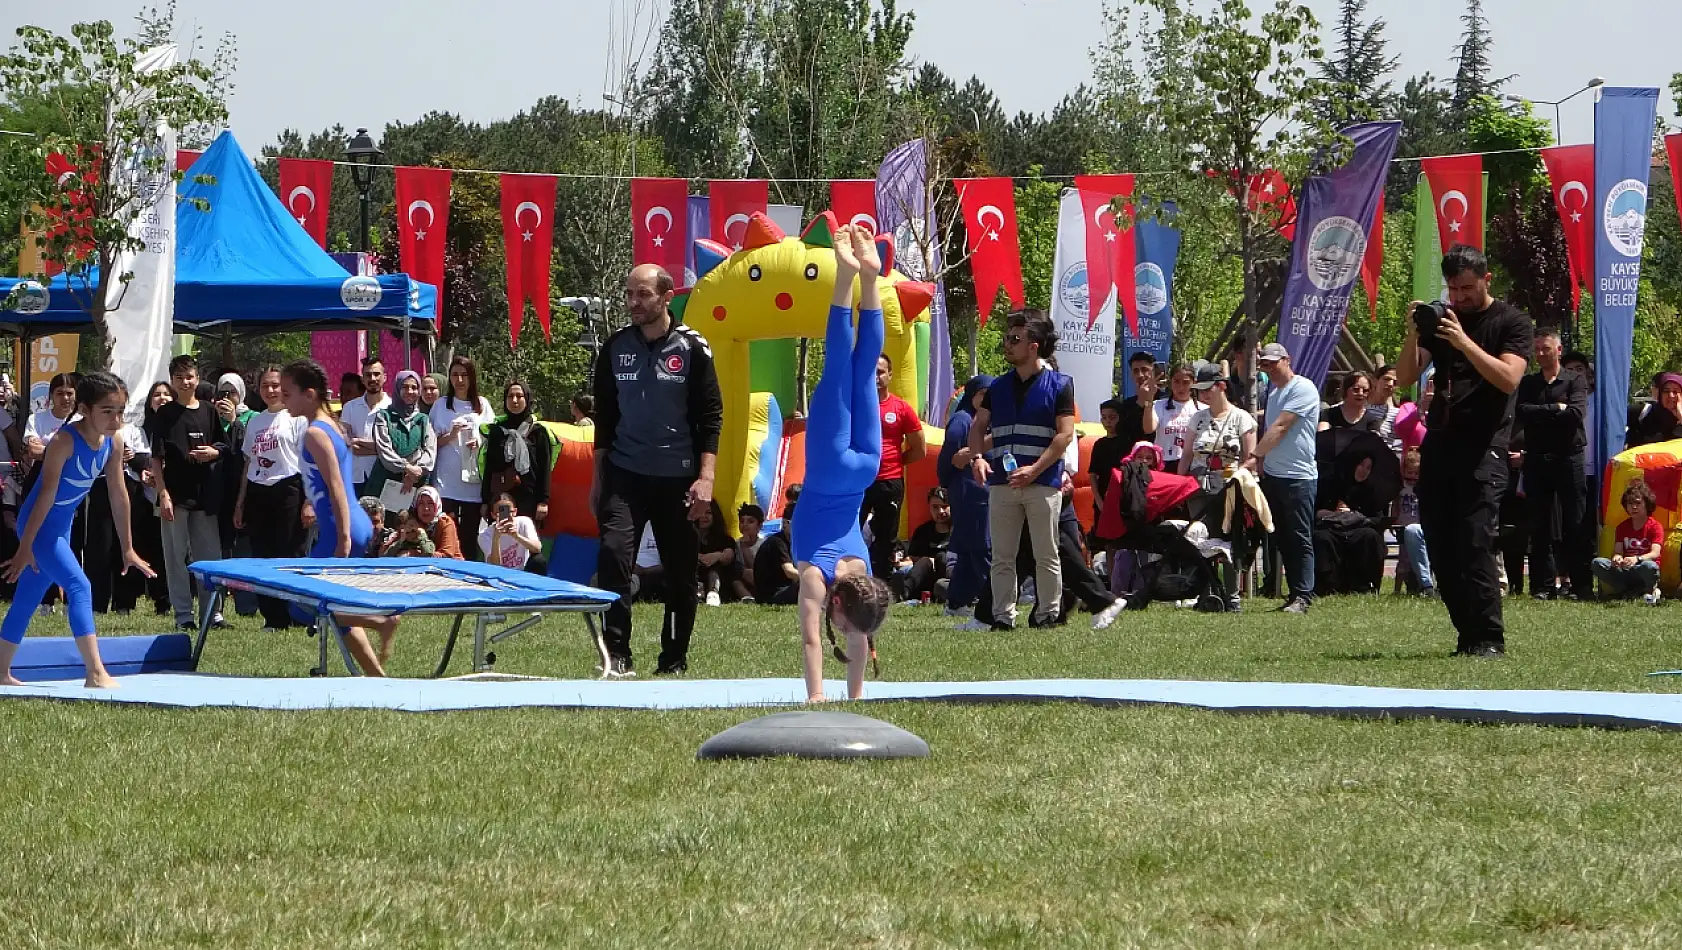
1001 453 1019 475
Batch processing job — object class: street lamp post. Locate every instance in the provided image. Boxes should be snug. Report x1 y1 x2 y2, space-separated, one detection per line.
1506 77 1606 145
346 128 383 354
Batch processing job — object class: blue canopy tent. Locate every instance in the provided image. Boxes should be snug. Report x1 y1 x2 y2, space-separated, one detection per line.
0 130 436 338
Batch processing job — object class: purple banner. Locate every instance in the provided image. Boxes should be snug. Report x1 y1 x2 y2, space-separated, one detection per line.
1280 121 1401 385
877 138 954 424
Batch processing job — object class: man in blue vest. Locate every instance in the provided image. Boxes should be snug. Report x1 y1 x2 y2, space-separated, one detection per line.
966 310 1077 629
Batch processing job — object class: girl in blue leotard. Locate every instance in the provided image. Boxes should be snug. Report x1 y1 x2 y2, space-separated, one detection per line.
794 225 895 703
1 372 155 688
281 359 398 676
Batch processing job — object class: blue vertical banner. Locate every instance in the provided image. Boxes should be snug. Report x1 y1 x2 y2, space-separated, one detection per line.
877 138 955 425
683 195 709 286
1593 86 1660 480
1125 205 1179 397
1279 121 1402 385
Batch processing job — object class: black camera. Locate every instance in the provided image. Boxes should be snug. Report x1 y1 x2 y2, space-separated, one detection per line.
1413 300 1448 339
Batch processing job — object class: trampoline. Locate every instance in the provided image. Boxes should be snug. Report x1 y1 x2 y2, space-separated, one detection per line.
188 559 617 678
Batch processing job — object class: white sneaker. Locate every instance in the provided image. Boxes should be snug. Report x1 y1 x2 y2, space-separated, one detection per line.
1091 599 1126 630
1645 589 1663 606
705 591 722 607
953 619 991 632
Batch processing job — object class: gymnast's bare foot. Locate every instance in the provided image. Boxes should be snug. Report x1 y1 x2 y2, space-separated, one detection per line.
84 670 119 689
806 692 827 704
0 674 24 687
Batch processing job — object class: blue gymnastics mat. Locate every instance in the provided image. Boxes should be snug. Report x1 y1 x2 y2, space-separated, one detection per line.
3 674 1682 730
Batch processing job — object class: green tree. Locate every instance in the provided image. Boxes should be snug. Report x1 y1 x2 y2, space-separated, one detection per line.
1450 0 1507 118
639 0 756 179
0 19 228 357
1319 0 1398 122
1388 73 1458 209
1127 0 1339 404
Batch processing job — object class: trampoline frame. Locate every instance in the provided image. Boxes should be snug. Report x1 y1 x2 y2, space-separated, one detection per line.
188 570 613 679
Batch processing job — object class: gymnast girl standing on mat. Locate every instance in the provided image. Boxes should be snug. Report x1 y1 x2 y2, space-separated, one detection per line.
281 359 399 676
796 225 895 703
1 372 154 688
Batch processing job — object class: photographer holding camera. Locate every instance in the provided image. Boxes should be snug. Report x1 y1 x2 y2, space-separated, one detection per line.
1396 245 1533 658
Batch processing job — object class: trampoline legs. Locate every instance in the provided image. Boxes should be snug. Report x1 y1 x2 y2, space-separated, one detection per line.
190 586 225 669
584 613 611 680
431 615 467 679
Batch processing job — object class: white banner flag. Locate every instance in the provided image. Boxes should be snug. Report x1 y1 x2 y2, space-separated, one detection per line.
1048 189 1116 420
105 44 179 422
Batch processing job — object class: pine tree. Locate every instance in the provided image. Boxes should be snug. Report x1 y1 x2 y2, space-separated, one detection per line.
1320 0 1399 121
1451 0 1506 113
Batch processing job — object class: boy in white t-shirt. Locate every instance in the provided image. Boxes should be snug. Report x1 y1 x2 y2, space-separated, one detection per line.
478 491 543 572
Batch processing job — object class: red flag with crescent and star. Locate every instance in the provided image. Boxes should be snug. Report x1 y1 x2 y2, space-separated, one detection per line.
631 178 688 279
41 150 97 275
277 157 333 248
1247 168 1298 239
1666 133 1682 230
829 180 880 235
395 166 452 319
1074 174 1137 333
1541 145 1595 314
1421 155 1484 252
501 173 557 344
955 177 1024 325
709 179 768 251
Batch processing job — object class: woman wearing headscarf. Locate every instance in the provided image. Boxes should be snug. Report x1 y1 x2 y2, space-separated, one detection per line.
411 486 463 558
481 380 551 523
213 374 258 619
367 369 437 522
938 374 994 613
421 373 446 412
1312 455 1390 595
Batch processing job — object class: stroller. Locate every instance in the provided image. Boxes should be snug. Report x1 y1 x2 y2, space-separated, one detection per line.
1094 443 1265 612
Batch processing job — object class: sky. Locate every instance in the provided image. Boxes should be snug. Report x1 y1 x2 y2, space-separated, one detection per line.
11 0 1681 159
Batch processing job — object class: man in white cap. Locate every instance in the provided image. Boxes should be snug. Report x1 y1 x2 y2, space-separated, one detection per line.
1251 343 1319 614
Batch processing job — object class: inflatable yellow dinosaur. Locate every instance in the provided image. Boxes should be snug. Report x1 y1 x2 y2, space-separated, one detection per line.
671 211 934 534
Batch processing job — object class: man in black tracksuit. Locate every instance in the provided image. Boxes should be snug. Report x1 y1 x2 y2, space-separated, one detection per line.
593 263 724 677
1514 326 1591 599
1398 245 1534 657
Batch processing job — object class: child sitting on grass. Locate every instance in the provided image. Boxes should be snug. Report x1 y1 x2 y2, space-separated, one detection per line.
1592 481 1664 604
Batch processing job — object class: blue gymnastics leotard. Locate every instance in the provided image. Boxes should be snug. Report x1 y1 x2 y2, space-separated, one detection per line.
301 419 373 558
791 303 884 581
2 425 113 643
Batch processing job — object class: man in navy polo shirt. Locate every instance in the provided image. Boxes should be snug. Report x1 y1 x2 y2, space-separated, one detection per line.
966 310 1076 629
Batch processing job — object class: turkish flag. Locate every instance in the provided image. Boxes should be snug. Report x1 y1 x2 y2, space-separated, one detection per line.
709 179 768 250
1421 154 1484 252
1360 204 1383 321
278 157 334 248
1542 145 1595 314
501 173 557 343
631 178 687 280
395 166 452 319
955 177 1024 325
42 150 96 274
1247 168 1298 239
829 180 879 234
176 149 201 172
1074 174 1137 333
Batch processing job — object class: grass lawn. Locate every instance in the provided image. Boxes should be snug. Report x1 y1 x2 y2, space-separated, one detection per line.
4 595 1682 948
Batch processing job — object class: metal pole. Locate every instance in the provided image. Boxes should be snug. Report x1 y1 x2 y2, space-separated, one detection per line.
359 187 371 357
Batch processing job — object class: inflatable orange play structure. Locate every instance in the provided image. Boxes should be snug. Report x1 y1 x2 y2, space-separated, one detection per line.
1601 439 1682 593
